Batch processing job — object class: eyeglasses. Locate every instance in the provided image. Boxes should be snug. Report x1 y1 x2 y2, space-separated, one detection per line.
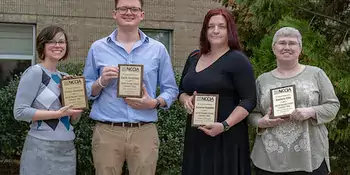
115 6 142 15
47 40 67 46
276 41 299 47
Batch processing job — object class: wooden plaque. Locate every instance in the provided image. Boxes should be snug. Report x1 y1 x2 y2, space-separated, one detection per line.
117 64 144 98
60 76 88 109
191 94 219 127
270 85 297 118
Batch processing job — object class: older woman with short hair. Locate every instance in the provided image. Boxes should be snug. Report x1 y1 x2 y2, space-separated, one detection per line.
249 27 340 175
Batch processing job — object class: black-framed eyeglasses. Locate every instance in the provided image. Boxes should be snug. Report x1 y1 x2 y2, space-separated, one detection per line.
47 40 67 46
115 6 142 14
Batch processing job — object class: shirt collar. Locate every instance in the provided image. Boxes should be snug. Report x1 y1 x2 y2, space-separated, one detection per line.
106 28 149 43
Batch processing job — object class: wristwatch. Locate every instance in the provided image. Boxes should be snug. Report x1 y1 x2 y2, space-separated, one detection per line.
154 98 161 109
222 121 230 132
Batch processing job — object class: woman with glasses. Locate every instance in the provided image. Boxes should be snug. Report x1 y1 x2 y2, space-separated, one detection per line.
249 27 340 175
13 25 83 175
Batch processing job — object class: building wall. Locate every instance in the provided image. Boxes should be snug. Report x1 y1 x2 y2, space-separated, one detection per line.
0 0 222 71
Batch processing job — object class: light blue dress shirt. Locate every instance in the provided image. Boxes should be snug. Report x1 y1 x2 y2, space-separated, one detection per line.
83 29 178 123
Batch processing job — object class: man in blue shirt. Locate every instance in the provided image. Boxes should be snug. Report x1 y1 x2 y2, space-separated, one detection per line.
83 0 178 174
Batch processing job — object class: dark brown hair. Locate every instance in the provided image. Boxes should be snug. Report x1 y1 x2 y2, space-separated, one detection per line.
36 25 69 61
199 8 241 54
115 0 144 8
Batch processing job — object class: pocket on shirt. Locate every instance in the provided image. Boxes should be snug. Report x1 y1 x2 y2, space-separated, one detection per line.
141 58 159 81
143 59 158 74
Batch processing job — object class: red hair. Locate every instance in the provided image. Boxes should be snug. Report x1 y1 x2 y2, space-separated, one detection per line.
199 8 241 54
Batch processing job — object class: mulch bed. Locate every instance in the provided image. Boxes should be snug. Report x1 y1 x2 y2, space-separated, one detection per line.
0 160 20 175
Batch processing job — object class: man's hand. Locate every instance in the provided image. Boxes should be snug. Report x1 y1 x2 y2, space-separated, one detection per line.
100 66 119 86
125 86 157 109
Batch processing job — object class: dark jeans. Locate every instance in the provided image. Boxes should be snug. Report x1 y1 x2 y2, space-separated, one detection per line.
255 160 329 175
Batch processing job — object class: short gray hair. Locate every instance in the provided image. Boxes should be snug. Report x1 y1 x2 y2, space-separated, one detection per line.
272 27 302 48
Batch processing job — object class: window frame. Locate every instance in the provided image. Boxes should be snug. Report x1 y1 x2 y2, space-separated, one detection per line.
0 23 36 65
141 28 173 55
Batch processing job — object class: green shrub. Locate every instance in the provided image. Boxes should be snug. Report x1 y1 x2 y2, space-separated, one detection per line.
1 60 349 174
0 75 29 161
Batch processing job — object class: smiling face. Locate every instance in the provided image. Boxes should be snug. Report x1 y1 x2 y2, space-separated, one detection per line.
207 15 228 48
113 0 144 28
44 32 67 61
273 36 302 62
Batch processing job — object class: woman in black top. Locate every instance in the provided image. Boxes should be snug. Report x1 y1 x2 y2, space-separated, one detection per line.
178 8 257 175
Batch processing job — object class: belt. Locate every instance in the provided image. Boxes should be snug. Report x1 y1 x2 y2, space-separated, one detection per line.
97 121 153 127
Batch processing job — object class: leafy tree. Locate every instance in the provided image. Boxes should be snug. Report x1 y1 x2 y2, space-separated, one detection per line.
214 0 350 173
214 0 350 50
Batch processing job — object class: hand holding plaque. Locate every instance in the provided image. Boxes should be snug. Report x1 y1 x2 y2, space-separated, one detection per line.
191 94 219 127
270 85 297 118
117 64 144 98
60 76 88 109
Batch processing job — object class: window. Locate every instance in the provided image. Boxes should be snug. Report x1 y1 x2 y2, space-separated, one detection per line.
142 29 172 54
0 23 35 88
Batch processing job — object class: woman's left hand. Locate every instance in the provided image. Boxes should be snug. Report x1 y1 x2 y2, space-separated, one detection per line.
198 122 224 137
290 107 316 121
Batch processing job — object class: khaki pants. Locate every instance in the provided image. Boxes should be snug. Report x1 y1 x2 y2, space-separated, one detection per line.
91 122 160 175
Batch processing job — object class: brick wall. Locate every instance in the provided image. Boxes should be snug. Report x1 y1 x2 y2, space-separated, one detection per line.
0 0 222 71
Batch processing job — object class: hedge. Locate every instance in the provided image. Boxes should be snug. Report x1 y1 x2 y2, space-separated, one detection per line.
0 61 348 174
